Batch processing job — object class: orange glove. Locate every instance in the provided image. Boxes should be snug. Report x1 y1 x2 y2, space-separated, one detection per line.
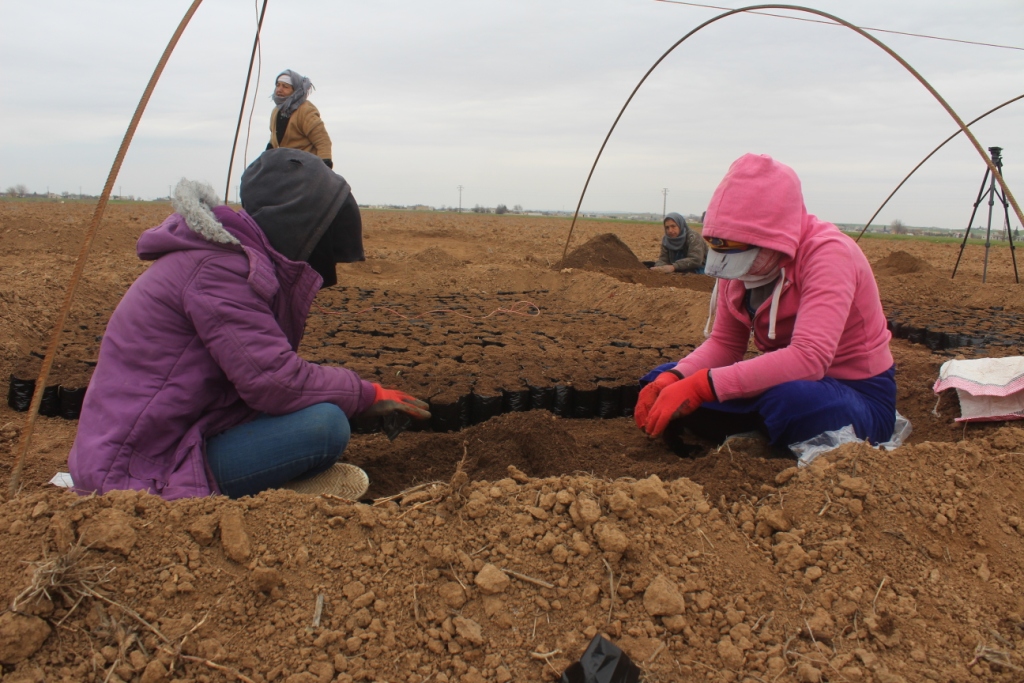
644 368 716 437
634 369 682 430
363 384 431 420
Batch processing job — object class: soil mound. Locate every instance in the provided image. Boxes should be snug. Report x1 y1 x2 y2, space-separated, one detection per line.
873 250 932 277
557 233 714 291
2 433 1024 682
411 246 466 269
557 233 644 271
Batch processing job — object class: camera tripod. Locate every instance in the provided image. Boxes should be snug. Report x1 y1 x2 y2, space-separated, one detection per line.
952 146 1019 283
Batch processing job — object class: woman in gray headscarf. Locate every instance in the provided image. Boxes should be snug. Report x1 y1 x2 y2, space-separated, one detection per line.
652 212 707 274
267 69 334 168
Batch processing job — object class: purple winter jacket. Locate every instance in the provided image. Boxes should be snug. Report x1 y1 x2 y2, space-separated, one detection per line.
68 199 375 500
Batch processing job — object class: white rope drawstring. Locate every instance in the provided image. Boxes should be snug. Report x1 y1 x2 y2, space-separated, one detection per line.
767 267 785 340
703 279 719 338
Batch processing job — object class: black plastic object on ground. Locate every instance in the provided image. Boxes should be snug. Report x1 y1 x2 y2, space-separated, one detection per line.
597 384 621 418
38 385 61 417
619 383 640 418
529 385 554 412
350 414 382 435
380 412 412 441
471 391 503 425
58 386 87 420
430 394 471 432
8 375 35 412
572 386 598 419
502 388 530 413
552 384 575 417
560 635 640 683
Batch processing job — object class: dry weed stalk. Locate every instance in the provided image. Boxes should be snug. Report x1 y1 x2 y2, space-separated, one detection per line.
13 544 256 683
968 643 1023 673
10 541 114 620
372 480 446 507
440 444 471 511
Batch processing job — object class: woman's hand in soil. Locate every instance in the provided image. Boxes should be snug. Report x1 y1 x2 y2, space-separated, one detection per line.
634 370 681 429
644 369 715 437
364 384 431 420
651 265 676 274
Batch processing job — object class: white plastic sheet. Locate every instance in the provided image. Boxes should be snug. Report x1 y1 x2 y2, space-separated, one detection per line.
791 411 912 468
49 472 74 488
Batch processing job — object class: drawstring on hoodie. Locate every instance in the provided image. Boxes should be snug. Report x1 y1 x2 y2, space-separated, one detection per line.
703 280 718 338
767 267 785 340
702 268 786 340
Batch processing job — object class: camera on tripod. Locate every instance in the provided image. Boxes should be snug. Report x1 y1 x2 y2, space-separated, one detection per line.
952 145 1019 283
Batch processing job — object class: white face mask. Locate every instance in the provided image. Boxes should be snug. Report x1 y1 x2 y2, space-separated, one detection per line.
737 249 783 288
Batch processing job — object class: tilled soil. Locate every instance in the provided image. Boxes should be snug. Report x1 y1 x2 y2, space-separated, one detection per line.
1 202 1024 682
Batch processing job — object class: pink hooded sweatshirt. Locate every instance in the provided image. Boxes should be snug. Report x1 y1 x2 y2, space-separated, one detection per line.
675 154 893 400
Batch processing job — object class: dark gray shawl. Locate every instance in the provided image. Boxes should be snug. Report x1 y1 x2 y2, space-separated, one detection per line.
662 212 690 260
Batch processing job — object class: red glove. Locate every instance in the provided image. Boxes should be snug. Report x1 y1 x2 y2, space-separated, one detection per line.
364 384 431 420
644 368 715 437
634 370 681 430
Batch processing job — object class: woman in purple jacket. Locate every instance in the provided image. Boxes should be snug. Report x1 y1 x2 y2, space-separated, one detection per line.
68 149 428 500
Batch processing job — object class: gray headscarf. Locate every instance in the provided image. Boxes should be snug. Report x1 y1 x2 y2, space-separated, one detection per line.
273 69 314 118
662 212 690 255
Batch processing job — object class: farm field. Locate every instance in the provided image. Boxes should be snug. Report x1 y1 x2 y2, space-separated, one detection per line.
1 201 1024 682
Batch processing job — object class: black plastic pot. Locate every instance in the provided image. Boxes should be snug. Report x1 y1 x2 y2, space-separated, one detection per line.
502 388 530 413
471 391 503 425
430 393 471 432
619 383 640 418
350 414 382 434
553 384 575 417
597 384 622 419
7 375 34 412
38 385 61 417
58 386 87 420
572 386 598 419
528 385 554 412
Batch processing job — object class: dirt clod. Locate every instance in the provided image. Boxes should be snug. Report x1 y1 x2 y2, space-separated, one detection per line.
0 612 51 664
77 507 136 555
474 563 509 594
643 574 686 616
219 507 251 563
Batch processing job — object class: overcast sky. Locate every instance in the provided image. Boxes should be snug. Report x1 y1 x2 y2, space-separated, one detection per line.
2 0 1023 228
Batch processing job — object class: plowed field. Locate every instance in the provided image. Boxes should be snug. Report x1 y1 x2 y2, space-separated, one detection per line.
1 201 1023 683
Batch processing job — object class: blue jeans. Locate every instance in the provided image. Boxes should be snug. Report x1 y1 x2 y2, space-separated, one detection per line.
206 403 351 498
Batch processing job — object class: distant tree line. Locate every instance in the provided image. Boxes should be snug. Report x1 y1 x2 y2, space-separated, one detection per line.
471 203 521 215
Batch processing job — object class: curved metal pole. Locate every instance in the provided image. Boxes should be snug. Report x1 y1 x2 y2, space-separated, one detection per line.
856 93 1024 242
8 0 206 498
224 0 270 203
561 4 1024 259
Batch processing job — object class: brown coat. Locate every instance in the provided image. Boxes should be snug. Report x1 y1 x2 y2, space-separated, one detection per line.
269 101 332 160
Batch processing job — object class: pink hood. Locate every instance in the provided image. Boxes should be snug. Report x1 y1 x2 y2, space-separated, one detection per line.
702 153 805 258
676 154 894 400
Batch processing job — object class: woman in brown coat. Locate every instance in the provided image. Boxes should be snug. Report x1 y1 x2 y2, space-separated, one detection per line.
268 70 334 168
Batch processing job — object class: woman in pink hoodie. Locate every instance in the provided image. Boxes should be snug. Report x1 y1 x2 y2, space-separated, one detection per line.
634 154 895 450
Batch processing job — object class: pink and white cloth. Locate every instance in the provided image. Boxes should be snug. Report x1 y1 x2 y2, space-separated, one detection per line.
934 356 1024 422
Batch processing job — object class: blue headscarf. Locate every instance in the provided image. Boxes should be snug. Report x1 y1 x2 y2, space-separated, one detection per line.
273 69 314 118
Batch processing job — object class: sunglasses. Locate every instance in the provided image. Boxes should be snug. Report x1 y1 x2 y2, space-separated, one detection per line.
705 237 754 254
